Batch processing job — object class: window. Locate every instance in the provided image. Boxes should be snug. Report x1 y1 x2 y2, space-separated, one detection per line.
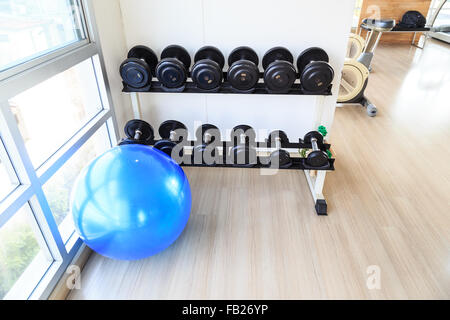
0 138 19 201
9 57 103 168
0 0 87 72
43 124 110 249
0 0 117 299
0 203 53 299
432 0 450 26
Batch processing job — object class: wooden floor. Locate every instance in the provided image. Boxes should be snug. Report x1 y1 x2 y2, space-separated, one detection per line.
69 39 450 300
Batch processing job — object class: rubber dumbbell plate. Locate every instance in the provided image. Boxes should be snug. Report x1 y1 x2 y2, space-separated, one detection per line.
303 131 324 146
196 124 220 144
154 140 178 157
231 145 257 167
262 47 294 70
161 45 191 69
297 47 329 74
124 119 154 144
270 149 293 169
128 45 158 75
268 130 289 146
228 60 259 91
263 61 297 93
120 58 151 88
228 46 259 66
307 151 329 168
158 120 187 142
232 125 256 142
194 46 225 69
301 61 334 92
193 144 218 165
233 125 255 136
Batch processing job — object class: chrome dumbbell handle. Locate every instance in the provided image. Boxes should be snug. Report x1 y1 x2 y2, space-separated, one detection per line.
134 129 143 140
275 137 282 150
240 133 246 145
169 130 177 142
204 132 212 144
311 137 319 151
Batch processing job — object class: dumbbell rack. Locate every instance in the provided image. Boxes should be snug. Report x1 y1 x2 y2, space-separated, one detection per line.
112 0 361 218
122 73 332 96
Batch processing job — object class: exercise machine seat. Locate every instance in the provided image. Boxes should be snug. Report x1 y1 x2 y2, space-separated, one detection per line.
362 19 396 31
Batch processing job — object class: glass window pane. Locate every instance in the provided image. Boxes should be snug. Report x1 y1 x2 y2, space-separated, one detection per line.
8 57 103 168
0 203 53 299
434 1 450 26
0 138 19 201
0 0 86 72
43 124 111 247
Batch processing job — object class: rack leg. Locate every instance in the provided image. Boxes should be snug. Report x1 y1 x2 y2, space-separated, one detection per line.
304 170 328 216
412 32 417 46
131 92 142 119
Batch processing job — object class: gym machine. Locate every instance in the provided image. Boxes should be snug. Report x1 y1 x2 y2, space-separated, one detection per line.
338 19 395 117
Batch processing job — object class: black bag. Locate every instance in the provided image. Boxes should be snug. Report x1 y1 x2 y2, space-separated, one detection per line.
398 10 427 29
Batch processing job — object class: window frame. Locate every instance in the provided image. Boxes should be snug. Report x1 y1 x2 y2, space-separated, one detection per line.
0 0 119 299
0 0 90 80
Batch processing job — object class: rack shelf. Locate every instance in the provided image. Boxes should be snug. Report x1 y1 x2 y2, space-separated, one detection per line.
180 157 335 171
146 139 332 151
141 139 335 171
123 72 333 96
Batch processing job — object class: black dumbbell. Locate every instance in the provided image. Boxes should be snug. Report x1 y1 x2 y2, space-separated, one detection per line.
230 125 257 167
268 131 292 169
193 124 221 165
119 119 154 146
262 47 297 93
303 131 329 167
227 46 260 92
297 47 334 93
156 45 191 89
120 46 158 89
191 46 225 90
154 120 187 157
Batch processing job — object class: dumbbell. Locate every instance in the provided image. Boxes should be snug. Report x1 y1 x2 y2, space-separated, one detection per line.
193 124 221 165
303 131 329 168
297 47 334 93
191 46 225 90
118 119 154 146
268 131 292 169
154 120 187 157
230 125 257 167
156 45 191 89
120 46 158 89
262 47 297 93
227 46 260 92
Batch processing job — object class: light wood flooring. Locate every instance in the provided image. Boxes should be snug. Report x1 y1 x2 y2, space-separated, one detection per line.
69 39 450 300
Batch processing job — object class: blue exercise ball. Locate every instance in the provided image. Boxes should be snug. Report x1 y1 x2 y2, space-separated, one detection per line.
70 144 192 260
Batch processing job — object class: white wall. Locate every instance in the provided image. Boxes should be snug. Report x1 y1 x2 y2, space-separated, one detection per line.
99 0 355 141
91 0 133 131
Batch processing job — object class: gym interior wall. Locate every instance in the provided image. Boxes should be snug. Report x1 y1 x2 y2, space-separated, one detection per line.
93 0 356 140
